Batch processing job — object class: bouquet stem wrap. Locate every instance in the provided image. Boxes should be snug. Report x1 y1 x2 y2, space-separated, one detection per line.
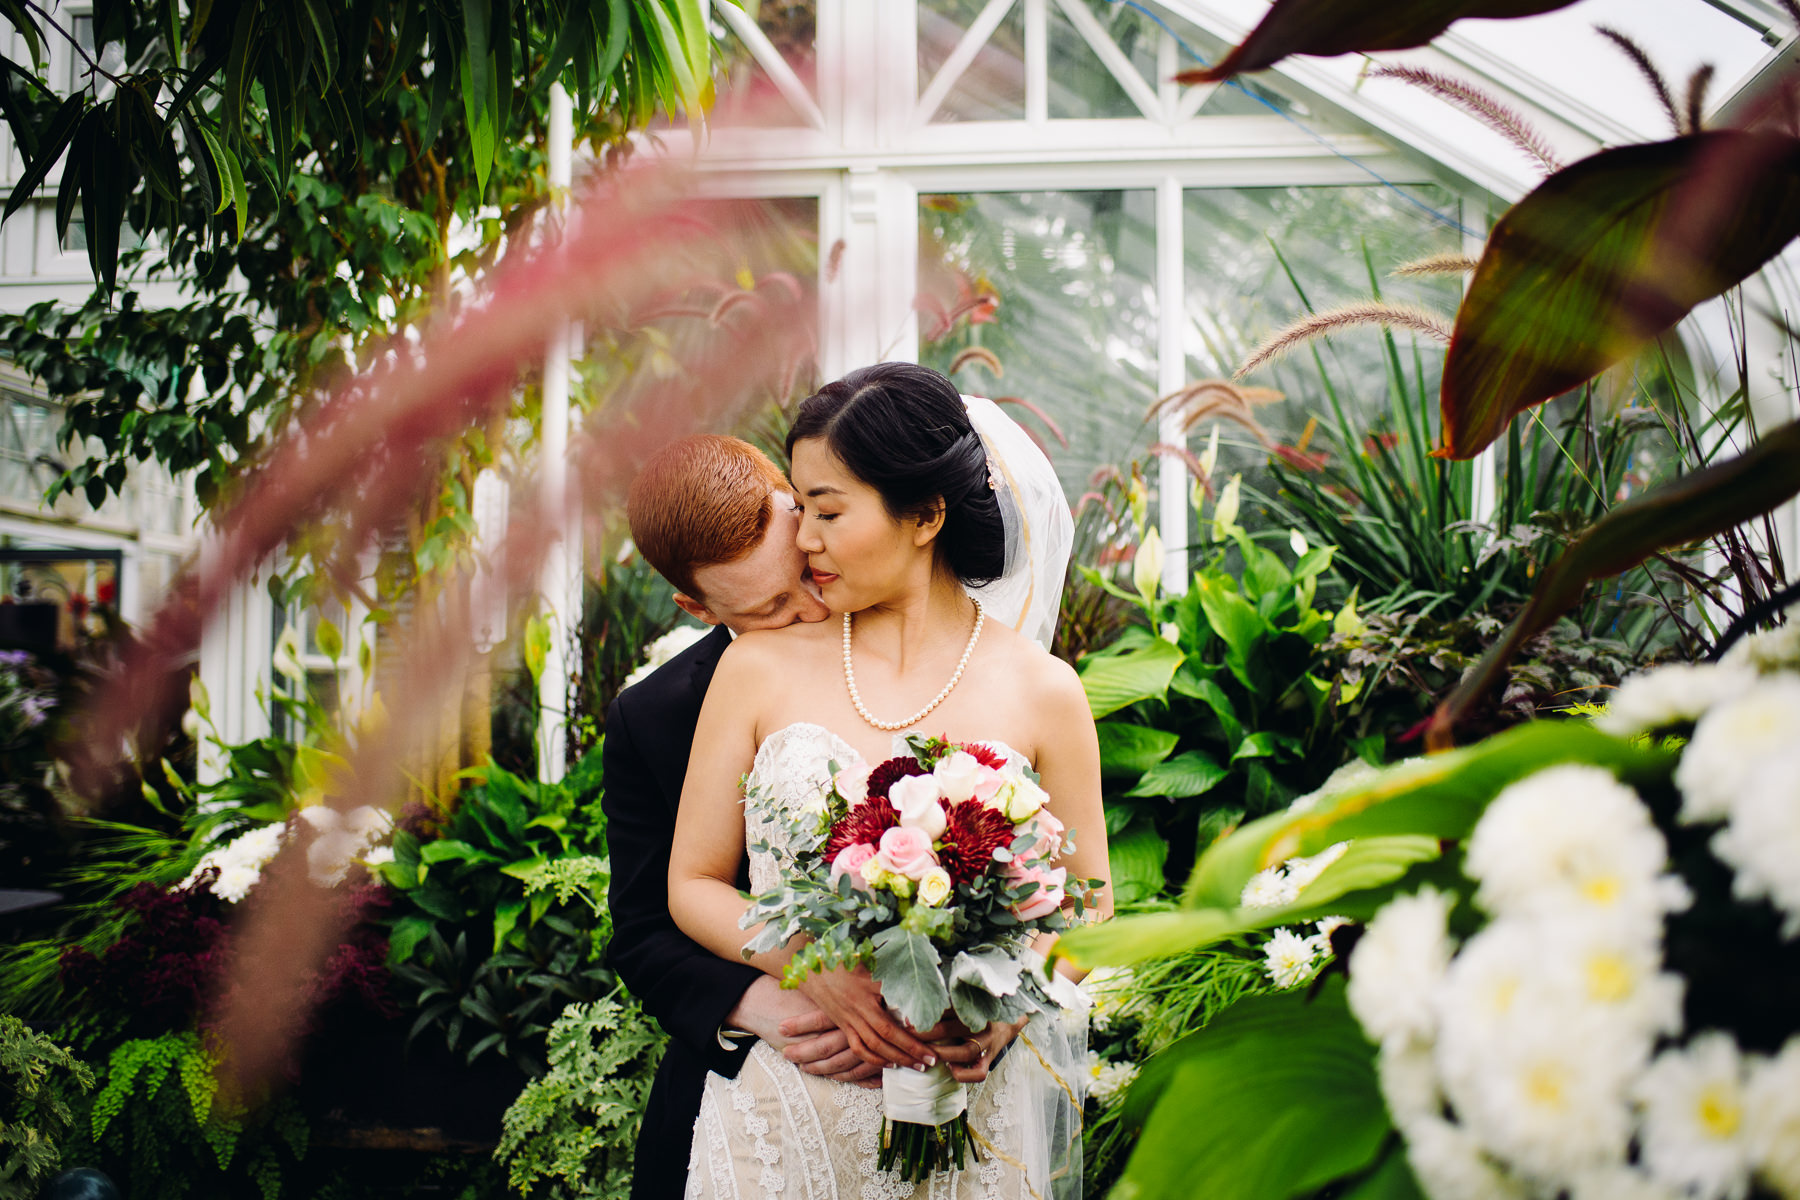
880 1063 976 1179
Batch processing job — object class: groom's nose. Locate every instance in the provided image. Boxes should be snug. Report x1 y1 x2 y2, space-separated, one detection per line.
793 573 830 623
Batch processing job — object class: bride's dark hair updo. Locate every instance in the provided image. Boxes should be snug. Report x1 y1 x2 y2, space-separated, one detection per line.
786 362 1006 586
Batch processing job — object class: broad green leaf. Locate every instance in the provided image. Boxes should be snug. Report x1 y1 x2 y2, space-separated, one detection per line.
387 914 434 964
1441 131 1800 459
946 947 1024 1031
1079 637 1184 718
1107 816 1170 906
1175 0 1574 83
1196 575 1265 678
1432 418 1800 742
523 614 552 684
420 839 501 866
1057 909 1241 970
1096 722 1179 779
1341 1146 1427 1200
1231 732 1279 763
1125 750 1228 800
493 898 526 950
1118 982 1388 1200
313 617 342 662
871 926 948 1031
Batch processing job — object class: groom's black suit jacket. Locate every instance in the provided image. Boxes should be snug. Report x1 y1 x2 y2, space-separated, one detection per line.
603 623 761 1200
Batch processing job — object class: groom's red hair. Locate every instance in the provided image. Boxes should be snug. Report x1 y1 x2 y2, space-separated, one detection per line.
627 435 789 599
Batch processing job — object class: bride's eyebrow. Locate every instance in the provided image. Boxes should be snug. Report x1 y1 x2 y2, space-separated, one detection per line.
804 484 845 498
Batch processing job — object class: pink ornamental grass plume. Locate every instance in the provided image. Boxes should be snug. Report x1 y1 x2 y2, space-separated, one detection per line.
66 164 817 1093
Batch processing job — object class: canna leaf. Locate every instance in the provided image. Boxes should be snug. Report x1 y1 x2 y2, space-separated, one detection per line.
1096 721 1178 779
1176 0 1573 84
1079 637 1184 719
1439 131 1800 459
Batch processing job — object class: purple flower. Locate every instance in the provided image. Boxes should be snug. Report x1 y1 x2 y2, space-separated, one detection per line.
0 650 30 668
18 694 50 727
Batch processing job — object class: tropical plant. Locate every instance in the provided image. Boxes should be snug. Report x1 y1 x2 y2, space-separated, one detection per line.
1056 612 1800 1200
379 747 611 1079
493 992 667 1200
0 1015 93 1200
1077 487 1358 903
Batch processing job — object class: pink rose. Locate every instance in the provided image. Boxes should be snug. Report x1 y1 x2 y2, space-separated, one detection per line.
831 843 877 885
890 774 948 839
835 763 874 807
971 767 1005 805
1008 863 1068 921
876 825 939 880
1016 808 1065 862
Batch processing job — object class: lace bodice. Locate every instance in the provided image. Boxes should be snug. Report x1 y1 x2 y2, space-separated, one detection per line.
742 722 1031 895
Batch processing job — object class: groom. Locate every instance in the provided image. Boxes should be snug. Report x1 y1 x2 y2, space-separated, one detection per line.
609 435 989 1200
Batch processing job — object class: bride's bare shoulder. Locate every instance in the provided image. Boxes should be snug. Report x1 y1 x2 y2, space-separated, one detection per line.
715 619 837 671
984 623 1086 707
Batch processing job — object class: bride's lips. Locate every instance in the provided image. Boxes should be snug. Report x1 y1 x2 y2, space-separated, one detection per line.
810 565 839 587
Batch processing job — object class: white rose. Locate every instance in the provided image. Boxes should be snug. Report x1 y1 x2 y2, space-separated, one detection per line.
834 762 873 807
996 776 1048 822
890 774 948 839
918 866 954 907
933 752 985 803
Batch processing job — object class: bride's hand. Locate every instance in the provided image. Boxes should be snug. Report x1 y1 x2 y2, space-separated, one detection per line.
796 966 935 1070
924 1016 1025 1085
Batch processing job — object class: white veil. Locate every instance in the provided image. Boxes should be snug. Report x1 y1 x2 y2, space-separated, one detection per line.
961 395 1075 652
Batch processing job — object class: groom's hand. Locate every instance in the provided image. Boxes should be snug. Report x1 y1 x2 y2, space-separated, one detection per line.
796 966 935 1070
777 1011 883 1087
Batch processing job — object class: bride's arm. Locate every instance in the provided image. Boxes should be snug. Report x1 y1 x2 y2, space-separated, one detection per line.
1029 653 1114 972
668 641 935 1069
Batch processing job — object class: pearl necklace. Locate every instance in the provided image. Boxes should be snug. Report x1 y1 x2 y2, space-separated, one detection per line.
843 598 984 732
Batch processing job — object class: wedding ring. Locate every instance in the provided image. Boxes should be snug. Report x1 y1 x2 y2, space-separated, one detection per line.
965 1037 983 1056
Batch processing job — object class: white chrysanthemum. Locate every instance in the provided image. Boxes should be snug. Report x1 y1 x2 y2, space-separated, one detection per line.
1434 923 1645 1184
307 829 365 886
1675 678 1800 824
1465 765 1688 932
623 624 709 688
1262 927 1320 989
1379 1037 1442 1127
346 806 392 838
1568 1167 1681 1200
1598 664 1758 737
212 863 262 904
1079 966 1143 1032
1721 617 1800 675
1404 1115 1528 1200
1285 841 1350 892
224 822 286 867
361 845 396 867
1087 1057 1139 1106
1635 1033 1756 1200
1708 762 1800 937
1240 866 1297 909
1745 1037 1800 1199
1348 887 1453 1047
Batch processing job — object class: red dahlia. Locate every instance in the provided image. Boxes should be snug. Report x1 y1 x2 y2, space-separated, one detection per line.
825 797 899 860
962 743 1009 771
865 756 928 801
935 800 1014 886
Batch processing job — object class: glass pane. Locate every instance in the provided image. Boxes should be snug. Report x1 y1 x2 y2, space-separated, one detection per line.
1181 185 1463 506
709 1 817 128
1046 1 1139 120
919 190 1159 500
920 0 1026 123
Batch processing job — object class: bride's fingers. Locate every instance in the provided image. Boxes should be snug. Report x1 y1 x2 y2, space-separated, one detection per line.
778 1010 837 1040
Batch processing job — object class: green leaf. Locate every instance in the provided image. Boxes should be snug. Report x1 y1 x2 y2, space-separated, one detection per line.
1340 1146 1428 1200
1434 418 1800 740
523 614 552 684
387 914 434 964
945 947 1024 1032
1118 981 1388 1200
1231 732 1279 763
420 839 501 866
1080 637 1184 718
1125 750 1228 800
1096 722 1179 779
1108 816 1169 906
870 926 948 1031
1176 0 1574 83
3 92 84 222
1196 575 1266 686
494 898 526 950
1440 132 1800 459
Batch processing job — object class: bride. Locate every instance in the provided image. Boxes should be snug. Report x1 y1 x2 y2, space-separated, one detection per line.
668 362 1110 1200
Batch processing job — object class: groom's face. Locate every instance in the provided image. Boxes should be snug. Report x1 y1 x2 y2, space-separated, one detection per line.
675 492 831 634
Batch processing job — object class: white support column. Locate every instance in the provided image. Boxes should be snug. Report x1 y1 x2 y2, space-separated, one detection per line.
1465 216 1499 530
536 84 578 783
1156 176 1188 595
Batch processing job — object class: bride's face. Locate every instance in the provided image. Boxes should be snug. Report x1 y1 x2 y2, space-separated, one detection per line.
789 437 934 612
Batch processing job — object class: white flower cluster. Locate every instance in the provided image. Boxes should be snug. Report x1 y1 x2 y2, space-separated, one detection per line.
182 804 394 903
1240 841 1350 910
1086 1050 1140 1107
1078 966 1148 1033
1261 916 1349 989
1347 763 1800 1200
623 624 710 689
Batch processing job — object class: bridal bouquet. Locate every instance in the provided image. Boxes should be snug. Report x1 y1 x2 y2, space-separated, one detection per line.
740 734 1096 1180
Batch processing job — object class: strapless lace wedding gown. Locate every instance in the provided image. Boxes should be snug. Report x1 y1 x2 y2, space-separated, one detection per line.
685 723 1088 1200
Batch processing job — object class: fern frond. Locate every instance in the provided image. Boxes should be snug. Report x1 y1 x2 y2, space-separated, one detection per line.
1595 26 1682 134
1235 304 1453 380
1368 65 1562 174
1392 253 1481 277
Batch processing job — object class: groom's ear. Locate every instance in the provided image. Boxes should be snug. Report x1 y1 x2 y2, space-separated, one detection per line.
912 499 946 546
673 591 723 626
